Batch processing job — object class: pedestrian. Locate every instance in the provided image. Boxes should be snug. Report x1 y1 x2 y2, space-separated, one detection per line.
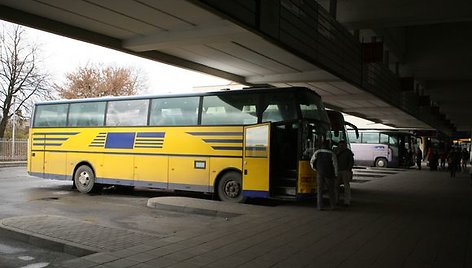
429 150 438 171
448 149 458 178
310 140 338 210
439 151 446 170
470 164 472 186
462 148 469 171
334 140 354 207
416 148 423 170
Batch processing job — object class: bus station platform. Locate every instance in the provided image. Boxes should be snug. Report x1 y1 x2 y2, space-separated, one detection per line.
2 166 472 267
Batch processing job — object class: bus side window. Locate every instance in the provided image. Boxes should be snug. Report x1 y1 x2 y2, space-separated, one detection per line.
380 133 389 144
106 99 148 126
149 97 199 126
34 104 68 127
201 95 257 125
69 102 106 127
361 133 380 144
348 131 360 143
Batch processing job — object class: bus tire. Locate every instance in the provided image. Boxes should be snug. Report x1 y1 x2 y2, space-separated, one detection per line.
74 165 100 194
217 171 245 203
375 157 388 168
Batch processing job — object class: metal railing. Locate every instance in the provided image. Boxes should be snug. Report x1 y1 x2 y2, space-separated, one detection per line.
0 138 28 161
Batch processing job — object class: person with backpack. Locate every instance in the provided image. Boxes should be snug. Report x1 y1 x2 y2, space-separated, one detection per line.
334 140 354 207
310 140 338 210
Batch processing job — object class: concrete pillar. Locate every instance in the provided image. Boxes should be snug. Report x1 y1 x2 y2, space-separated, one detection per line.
329 0 337 19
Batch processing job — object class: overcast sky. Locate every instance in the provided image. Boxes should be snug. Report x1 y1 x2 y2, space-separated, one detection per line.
20 22 231 95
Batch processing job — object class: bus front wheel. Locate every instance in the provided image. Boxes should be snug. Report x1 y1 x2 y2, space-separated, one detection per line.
217 171 245 203
74 165 100 194
375 158 388 168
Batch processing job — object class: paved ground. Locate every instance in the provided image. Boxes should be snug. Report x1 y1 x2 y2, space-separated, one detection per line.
1 166 472 267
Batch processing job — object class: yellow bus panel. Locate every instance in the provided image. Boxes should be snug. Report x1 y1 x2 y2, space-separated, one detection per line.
298 160 316 194
134 155 169 188
209 157 242 187
243 158 270 192
169 156 210 192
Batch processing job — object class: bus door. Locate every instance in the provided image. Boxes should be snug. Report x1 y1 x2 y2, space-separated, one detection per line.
242 123 270 198
30 134 45 177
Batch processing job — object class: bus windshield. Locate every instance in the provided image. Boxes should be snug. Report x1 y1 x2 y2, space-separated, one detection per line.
298 91 329 122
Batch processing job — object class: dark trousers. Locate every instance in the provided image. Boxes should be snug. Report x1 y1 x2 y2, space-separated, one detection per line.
317 174 336 210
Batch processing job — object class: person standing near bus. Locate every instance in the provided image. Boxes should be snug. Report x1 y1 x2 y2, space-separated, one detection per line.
310 140 338 210
462 148 469 171
448 149 458 177
416 148 423 170
335 140 354 207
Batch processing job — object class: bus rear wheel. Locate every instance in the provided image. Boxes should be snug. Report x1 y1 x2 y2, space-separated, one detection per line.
217 171 245 203
74 165 100 194
375 157 388 168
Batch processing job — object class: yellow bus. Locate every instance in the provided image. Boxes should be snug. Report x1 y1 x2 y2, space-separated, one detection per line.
28 87 330 202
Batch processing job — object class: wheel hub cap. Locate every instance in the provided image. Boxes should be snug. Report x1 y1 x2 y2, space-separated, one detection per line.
78 171 90 186
225 181 240 198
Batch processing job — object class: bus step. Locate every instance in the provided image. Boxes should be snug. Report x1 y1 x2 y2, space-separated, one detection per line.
272 186 296 196
272 177 296 187
281 169 297 177
270 195 297 201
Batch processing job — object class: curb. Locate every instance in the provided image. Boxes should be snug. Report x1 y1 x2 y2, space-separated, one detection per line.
0 161 27 168
148 201 240 218
147 197 245 218
0 221 97 257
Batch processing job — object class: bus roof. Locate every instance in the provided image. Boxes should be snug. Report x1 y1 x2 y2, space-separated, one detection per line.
35 86 320 106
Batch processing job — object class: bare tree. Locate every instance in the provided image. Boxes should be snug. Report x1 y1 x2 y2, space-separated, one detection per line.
0 23 51 139
55 63 145 99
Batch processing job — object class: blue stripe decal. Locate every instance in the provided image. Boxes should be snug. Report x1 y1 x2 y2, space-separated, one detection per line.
212 146 243 150
135 180 167 189
96 177 134 186
135 144 163 146
33 132 79 135
136 132 165 138
243 190 269 198
33 138 69 141
105 133 135 149
29 172 70 181
203 139 243 143
187 132 243 136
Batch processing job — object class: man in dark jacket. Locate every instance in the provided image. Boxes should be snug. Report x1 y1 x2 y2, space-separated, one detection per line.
335 140 354 207
310 140 338 210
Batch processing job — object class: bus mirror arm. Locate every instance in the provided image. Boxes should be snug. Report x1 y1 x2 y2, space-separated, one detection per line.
345 121 359 139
